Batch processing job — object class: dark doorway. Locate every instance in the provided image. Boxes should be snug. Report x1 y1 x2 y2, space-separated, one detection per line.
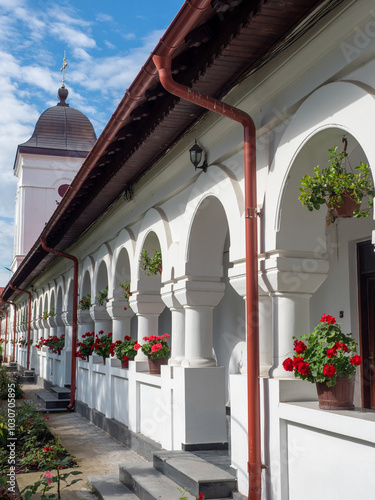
357 240 375 409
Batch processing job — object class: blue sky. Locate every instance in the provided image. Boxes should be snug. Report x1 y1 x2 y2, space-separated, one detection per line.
0 0 183 285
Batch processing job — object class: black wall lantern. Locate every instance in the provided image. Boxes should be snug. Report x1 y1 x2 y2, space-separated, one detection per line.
189 139 208 172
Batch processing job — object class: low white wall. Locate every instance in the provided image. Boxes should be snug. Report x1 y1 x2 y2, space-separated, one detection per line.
230 376 375 499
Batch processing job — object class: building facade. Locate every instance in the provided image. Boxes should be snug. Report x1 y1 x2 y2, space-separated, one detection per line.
1 1 375 498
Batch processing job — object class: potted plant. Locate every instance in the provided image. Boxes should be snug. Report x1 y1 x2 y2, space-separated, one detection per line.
141 333 171 374
0 344 3 365
119 282 132 309
78 294 91 310
114 335 138 367
299 146 374 219
75 332 95 361
139 249 162 276
91 330 115 364
283 314 362 409
96 286 108 306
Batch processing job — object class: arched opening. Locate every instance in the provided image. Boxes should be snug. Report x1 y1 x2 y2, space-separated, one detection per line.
277 128 374 406
187 196 243 403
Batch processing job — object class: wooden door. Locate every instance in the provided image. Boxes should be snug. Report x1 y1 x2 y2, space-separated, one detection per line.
358 241 375 409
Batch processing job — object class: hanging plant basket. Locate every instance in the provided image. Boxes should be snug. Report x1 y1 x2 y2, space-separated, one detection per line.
330 191 361 218
316 375 355 410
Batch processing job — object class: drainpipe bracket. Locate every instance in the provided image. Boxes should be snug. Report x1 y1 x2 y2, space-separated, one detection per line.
246 208 262 219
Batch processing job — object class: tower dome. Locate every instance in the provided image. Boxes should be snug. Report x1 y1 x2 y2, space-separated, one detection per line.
19 87 97 154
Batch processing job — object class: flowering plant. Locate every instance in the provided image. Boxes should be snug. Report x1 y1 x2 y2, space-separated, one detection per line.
91 330 115 358
35 334 65 354
78 293 91 310
283 314 362 387
114 335 138 362
96 286 108 306
139 249 162 276
75 332 95 360
141 333 171 360
119 282 131 308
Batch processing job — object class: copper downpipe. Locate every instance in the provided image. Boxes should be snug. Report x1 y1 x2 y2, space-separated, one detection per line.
10 284 32 370
40 238 78 411
0 310 8 361
153 49 262 499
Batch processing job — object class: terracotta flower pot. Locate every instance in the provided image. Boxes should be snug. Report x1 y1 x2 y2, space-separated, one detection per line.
331 192 360 218
316 375 355 410
148 357 168 375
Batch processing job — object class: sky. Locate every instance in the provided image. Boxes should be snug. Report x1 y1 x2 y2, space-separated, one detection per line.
0 0 183 286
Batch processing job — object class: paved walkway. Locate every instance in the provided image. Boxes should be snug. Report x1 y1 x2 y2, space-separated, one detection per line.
16 382 146 499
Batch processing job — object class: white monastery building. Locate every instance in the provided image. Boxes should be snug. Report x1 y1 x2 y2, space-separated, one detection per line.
1 1 375 499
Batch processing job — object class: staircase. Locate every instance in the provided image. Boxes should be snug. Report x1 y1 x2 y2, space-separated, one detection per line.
36 385 71 412
88 449 245 500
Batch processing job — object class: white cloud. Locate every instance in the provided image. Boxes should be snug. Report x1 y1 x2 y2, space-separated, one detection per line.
49 23 96 50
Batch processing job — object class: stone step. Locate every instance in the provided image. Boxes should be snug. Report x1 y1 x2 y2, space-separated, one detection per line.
50 386 70 400
153 451 236 499
119 463 196 500
36 392 70 410
88 474 139 499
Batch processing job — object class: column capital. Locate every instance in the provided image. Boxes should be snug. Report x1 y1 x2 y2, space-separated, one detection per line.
160 283 183 309
106 298 135 320
174 279 225 308
77 309 93 325
129 292 165 315
61 311 73 327
259 252 329 295
89 305 111 322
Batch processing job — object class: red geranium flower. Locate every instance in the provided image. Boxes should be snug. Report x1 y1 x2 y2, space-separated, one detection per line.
326 348 337 358
297 361 310 375
292 356 304 368
350 355 362 366
322 364 337 377
321 314 336 324
294 341 307 354
282 358 294 372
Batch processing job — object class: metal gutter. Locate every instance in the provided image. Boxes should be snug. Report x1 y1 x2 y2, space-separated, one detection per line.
152 10 262 500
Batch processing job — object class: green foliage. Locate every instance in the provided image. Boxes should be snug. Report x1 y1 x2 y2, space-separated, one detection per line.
96 286 108 306
21 440 82 500
35 335 65 354
42 309 55 320
75 331 95 360
114 336 137 361
0 402 75 473
78 293 91 310
299 147 375 218
119 282 132 307
139 249 162 276
0 366 24 400
91 330 115 357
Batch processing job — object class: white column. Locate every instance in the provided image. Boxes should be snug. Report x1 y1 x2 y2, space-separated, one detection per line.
161 283 185 366
174 280 225 368
89 305 112 335
106 298 134 343
129 292 165 362
259 253 329 379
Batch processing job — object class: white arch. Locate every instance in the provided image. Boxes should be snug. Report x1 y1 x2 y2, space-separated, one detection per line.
179 165 244 275
111 228 135 295
264 81 375 251
133 208 172 284
93 243 112 300
79 256 95 297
